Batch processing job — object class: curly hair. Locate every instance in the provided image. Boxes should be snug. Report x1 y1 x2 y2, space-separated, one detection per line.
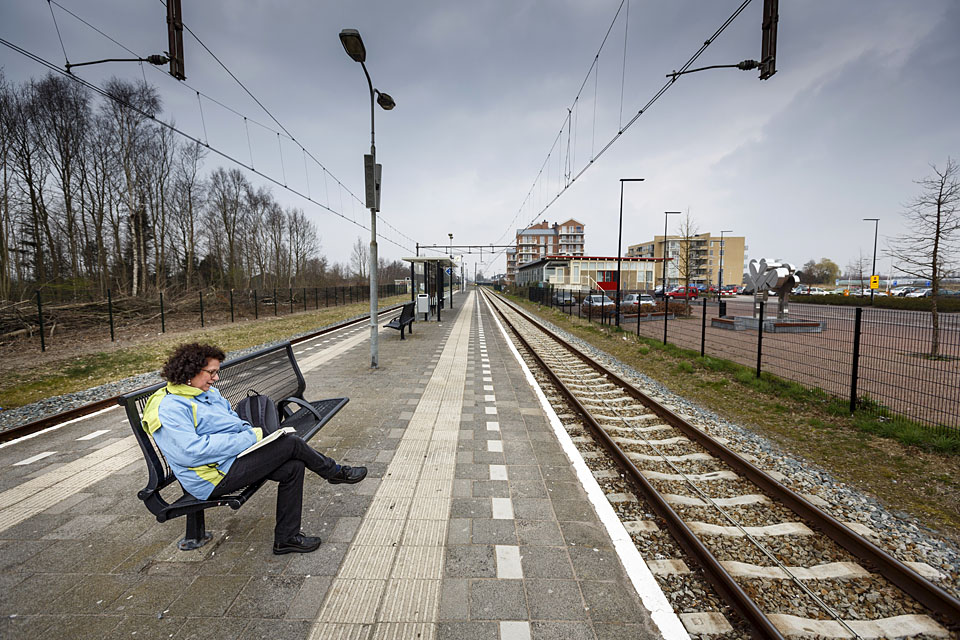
161 343 227 384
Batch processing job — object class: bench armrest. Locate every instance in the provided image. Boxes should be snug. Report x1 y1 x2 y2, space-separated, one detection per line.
279 396 324 423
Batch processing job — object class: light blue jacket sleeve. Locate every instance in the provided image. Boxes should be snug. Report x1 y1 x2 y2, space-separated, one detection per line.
154 397 258 468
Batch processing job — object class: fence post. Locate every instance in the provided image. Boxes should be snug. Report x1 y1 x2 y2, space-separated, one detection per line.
662 297 669 345
107 288 115 342
36 290 45 352
160 291 166 333
303 287 307 312
701 297 707 357
199 290 205 327
273 288 278 316
254 290 259 319
289 288 293 314
324 287 328 307
850 307 863 412
756 301 764 378
314 287 318 310
230 289 235 322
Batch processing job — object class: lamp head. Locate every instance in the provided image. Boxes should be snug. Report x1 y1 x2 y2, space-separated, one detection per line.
376 91 396 110
339 29 366 63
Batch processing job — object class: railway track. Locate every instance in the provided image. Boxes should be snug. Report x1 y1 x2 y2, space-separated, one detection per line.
0 304 408 444
482 289 959 639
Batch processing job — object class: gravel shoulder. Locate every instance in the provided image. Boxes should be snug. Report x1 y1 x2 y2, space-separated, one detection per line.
516 299 960 598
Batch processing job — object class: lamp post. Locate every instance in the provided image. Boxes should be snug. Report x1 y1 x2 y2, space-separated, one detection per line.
448 233 454 308
662 211 681 344
340 29 395 369
718 229 732 307
863 218 879 304
616 178 645 327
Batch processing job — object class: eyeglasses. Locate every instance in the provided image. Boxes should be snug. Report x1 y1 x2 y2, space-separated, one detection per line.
201 368 220 377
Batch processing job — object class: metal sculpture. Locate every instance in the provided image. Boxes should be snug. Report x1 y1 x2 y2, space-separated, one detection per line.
747 258 801 319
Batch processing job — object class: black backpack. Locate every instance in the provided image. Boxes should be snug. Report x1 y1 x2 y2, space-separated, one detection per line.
235 390 280 434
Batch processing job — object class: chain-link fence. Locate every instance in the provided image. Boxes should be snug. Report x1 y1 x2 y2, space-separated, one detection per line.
521 285 960 434
1 284 405 353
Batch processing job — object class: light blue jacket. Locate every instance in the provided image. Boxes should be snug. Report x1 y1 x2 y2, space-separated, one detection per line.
143 384 262 499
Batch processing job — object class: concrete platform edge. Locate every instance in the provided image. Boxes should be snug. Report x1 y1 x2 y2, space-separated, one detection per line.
481 294 690 640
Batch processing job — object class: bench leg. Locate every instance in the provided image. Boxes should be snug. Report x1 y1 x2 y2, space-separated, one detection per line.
400 325 405 340
179 510 213 550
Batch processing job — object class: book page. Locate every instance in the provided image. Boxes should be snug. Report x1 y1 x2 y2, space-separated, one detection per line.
237 426 295 457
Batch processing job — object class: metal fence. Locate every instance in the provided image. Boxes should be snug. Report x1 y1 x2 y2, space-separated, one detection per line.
523 285 960 434
2 284 405 353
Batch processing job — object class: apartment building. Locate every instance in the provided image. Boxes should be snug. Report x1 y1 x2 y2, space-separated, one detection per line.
627 233 746 289
506 218 585 283
515 255 659 291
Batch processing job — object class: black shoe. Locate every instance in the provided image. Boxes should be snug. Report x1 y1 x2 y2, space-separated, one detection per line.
273 533 322 555
327 465 367 484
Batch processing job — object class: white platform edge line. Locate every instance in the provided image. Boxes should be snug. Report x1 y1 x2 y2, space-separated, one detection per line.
482 294 690 640
0 405 119 450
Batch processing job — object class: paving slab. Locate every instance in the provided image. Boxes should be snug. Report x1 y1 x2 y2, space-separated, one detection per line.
0 291 677 640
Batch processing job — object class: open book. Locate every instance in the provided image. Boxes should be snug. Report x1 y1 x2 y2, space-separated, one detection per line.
238 426 295 457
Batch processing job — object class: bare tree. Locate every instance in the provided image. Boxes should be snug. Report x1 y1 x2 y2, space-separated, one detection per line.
7 81 57 283
171 141 206 289
33 74 90 283
844 253 870 291
350 236 368 280
266 201 287 289
0 71 14 298
888 158 960 357
287 207 319 288
103 78 161 296
673 211 702 309
207 167 248 288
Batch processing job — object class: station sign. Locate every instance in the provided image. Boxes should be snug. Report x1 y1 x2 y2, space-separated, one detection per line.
870 275 879 289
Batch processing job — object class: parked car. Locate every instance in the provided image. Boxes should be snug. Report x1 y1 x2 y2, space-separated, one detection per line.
551 290 576 306
794 286 827 295
906 288 932 298
666 286 699 299
618 293 656 313
892 287 916 297
581 294 615 314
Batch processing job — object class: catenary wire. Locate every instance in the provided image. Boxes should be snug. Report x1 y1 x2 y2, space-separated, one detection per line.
49 0 418 249
46 0 70 65
0 37 414 254
491 0 754 265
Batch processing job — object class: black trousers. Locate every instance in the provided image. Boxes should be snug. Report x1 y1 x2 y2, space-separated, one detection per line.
210 435 338 543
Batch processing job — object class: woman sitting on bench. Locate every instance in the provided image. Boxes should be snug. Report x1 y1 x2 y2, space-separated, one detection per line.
144 342 367 555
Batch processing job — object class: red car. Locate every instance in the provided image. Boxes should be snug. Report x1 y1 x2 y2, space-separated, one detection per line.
666 286 699 299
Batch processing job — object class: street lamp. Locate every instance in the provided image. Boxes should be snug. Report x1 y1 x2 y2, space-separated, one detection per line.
864 218 879 304
448 233 454 309
340 28 395 369
662 211 681 344
718 229 732 305
616 178 645 327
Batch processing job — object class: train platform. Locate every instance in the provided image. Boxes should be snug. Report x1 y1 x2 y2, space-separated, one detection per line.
0 290 685 640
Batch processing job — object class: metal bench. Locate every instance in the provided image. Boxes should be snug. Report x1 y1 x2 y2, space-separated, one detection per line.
384 301 416 339
119 342 348 550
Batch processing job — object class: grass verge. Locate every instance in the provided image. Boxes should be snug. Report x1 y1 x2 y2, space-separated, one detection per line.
509 295 960 540
0 295 409 410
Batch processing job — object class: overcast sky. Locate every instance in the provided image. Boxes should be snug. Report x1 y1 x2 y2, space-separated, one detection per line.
3 0 959 281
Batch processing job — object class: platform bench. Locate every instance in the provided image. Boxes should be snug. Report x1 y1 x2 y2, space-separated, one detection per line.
119 342 348 550
385 301 416 339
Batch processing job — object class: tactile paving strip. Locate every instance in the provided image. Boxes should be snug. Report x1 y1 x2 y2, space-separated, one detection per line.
310 293 474 639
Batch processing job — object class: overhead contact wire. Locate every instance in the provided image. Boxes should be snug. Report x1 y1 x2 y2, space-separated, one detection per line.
0 38 413 253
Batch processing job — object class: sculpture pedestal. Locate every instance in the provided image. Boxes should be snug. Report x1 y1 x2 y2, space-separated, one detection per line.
711 316 825 333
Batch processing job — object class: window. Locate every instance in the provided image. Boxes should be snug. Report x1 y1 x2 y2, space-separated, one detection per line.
576 226 582 232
